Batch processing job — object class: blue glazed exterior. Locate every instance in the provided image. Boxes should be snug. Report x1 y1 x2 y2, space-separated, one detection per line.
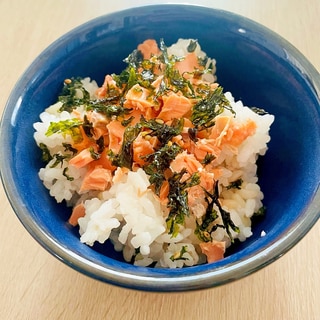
0 5 319 291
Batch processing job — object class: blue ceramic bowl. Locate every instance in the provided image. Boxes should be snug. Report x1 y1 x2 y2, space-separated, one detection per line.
1 5 319 292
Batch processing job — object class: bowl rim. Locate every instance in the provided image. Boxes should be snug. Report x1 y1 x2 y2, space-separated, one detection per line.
1 4 319 292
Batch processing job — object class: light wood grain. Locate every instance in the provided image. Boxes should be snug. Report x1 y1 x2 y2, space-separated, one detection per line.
1 1 319 319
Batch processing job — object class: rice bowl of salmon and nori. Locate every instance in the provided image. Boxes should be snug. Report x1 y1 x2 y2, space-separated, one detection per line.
33 38 275 268
1 5 319 291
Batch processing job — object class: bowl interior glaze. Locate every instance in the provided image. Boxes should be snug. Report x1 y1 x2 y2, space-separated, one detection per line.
1 5 319 291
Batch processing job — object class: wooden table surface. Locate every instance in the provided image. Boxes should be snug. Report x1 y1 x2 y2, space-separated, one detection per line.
1 1 319 319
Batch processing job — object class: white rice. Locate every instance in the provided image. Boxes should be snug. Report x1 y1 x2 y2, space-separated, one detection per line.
33 39 274 268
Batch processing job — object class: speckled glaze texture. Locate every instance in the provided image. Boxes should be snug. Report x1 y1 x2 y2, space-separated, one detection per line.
0 5 319 291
